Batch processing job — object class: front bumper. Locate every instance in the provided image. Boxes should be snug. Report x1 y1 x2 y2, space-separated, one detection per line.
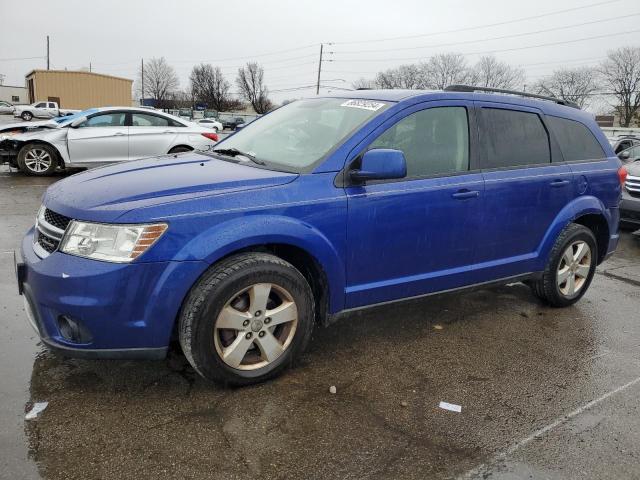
18 227 207 359
620 189 640 226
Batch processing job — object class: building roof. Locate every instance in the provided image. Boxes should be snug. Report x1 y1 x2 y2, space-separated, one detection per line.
25 69 133 83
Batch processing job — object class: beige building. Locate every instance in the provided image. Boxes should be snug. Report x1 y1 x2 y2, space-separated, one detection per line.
0 84 29 104
25 70 132 109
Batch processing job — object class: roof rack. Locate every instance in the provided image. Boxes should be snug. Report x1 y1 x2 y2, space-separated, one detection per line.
444 84 581 109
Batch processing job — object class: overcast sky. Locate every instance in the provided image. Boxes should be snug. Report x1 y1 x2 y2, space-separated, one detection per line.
0 0 638 107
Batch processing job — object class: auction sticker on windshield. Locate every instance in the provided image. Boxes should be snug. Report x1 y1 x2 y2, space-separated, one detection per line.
340 99 386 111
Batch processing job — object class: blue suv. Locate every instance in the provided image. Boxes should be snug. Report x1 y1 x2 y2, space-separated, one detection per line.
17 86 623 385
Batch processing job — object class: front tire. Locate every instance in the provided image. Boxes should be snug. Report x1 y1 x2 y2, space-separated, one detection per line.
179 252 315 386
530 223 597 307
17 144 58 176
21 111 33 121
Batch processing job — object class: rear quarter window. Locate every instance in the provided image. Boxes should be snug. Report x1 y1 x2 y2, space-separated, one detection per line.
546 116 605 162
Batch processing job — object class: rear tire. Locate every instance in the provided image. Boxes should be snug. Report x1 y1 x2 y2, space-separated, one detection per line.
178 252 315 386
17 144 58 176
529 223 597 307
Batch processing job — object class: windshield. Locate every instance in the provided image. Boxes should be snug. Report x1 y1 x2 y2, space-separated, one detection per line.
213 98 388 172
55 108 99 125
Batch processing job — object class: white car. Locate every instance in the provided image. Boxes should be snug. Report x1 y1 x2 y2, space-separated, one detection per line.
0 101 15 114
0 107 219 175
195 118 223 132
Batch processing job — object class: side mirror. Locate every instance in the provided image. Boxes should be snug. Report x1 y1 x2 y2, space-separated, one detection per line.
618 150 631 160
70 117 87 128
350 149 407 183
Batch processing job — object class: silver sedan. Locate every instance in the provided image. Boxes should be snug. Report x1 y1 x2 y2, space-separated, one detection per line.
0 107 219 175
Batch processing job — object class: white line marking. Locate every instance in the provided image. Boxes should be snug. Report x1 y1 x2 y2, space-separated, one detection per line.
458 375 640 479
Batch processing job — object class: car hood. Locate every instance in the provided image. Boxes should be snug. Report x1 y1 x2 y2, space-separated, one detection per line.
43 152 298 222
0 119 59 135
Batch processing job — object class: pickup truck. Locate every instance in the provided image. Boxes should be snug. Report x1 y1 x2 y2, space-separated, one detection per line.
13 101 79 121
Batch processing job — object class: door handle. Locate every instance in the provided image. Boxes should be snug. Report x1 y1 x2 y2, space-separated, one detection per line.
550 179 570 187
163 130 175 134
451 190 480 199
114 132 126 136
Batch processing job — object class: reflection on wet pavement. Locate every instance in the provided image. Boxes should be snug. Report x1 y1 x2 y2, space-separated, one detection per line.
2 169 640 479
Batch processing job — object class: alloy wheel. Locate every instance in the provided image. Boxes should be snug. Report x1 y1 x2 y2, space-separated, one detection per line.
214 283 298 370
23 148 52 173
557 240 592 297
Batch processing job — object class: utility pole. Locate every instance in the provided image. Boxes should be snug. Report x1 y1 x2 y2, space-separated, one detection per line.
89 62 92 72
141 58 144 105
315 43 334 95
316 44 324 95
46 35 50 70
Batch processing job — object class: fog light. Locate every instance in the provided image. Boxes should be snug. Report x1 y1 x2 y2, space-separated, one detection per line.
57 315 92 343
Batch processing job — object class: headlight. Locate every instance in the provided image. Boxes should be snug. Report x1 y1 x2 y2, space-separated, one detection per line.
60 221 168 263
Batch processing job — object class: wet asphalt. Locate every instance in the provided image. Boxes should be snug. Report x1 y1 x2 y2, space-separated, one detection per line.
1 139 640 479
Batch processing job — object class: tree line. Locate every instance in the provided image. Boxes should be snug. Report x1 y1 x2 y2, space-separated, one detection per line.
136 45 640 126
354 46 640 127
137 58 273 114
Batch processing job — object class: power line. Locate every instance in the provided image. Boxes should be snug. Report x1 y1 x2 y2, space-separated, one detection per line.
332 0 622 45
334 13 640 55
0 56 46 62
331 29 640 63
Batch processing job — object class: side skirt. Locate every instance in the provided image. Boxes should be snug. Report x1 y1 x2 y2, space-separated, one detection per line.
328 272 542 324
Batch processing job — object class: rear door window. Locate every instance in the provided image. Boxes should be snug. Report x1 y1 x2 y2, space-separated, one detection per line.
547 116 605 162
480 108 550 169
131 113 170 127
369 106 470 178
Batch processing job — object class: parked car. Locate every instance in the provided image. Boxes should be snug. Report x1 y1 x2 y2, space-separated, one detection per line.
16 88 622 385
619 145 640 229
0 107 218 175
195 118 223 132
13 101 79 121
613 135 640 154
617 144 640 163
220 116 246 130
0 101 15 114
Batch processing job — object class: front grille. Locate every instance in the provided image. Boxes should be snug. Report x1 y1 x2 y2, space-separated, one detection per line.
44 208 72 231
36 231 59 253
626 175 640 198
34 207 72 258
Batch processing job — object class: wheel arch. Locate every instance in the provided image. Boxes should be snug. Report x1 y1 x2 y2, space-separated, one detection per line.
572 213 610 264
168 145 194 154
18 140 65 169
538 195 612 267
175 215 345 317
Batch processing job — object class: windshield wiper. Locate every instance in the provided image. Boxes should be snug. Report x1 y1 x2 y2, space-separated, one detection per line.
212 148 266 165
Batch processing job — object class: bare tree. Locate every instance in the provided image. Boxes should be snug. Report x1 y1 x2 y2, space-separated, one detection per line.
470 56 525 90
352 77 377 90
422 53 472 89
533 67 600 109
236 62 272 114
189 64 233 111
137 57 179 107
599 46 640 127
375 64 426 89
